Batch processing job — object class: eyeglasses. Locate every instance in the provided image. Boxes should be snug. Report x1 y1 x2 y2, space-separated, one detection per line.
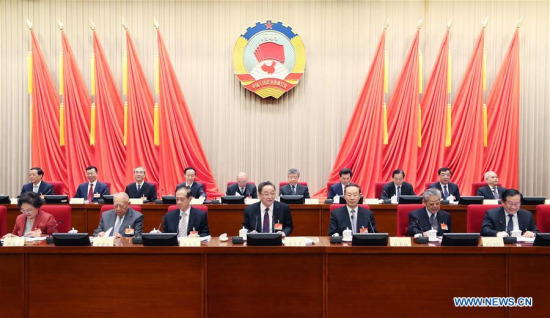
505 201 521 207
20 208 33 214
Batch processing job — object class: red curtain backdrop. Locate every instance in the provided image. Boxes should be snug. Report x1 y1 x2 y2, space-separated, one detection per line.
416 29 450 193
313 31 386 198
157 30 221 197
443 29 485 195
125 30 159 184
61 31 95 196
93 31 127 193
30 30 67 189
483 30 520 189
382 30 420 185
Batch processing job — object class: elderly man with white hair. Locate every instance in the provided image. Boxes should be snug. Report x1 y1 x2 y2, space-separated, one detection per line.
476 171 506 199
93 192 144 238
408 188 452 237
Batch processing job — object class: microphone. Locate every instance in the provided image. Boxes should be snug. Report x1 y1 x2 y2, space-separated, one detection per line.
254 214 259 232
368 216 376 233
413 219 429 244
415 219 425 232
498 219 507 234
44 187 54 195
45 220 64 244
51 220 64 233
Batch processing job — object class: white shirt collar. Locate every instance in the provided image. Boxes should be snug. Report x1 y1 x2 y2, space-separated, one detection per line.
426 207 438 219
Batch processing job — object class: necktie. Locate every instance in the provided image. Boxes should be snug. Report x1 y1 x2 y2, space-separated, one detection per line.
397 186 401 202
493 188 499 199
443 185 449 199
88 183 94 202
241 188 245 195
507 214 514 234
113 216 122 237
429 213 438 230
263 208 270 233
137 184 141 193
179 212 188 237
350 210 357 233
33 185 38 193
291 185 296 195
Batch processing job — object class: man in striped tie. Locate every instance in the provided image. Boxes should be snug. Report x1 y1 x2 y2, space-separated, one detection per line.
162 185 210 237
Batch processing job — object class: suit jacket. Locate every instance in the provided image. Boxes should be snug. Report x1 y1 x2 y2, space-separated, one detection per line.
328 183 358 200
20 182 54 196
162 207 210 237
93 208 144 237
328 206 377 236
73 181 110 202
226 183 257 198
480 207 538 237
176 182 206 198
476 185 506 200
242 201 293 236
279 184 310 198
429 182 461 200
380 181 416 200
408 208 452 237
12 210 58 236
125 182 157 202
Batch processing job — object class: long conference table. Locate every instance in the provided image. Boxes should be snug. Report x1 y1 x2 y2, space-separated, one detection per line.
0 203 541 237
0 237 548 317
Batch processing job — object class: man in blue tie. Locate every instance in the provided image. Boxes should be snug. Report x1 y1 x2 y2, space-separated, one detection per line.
241 181 293 236
480 189 538 238
429 167 461 201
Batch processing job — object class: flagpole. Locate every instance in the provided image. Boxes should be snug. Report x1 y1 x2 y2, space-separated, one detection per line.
382 18 390 145
417 17 424 148
153 18 160 146
122 19 128 145
57 20 66 146
89 19 96 146
446 20 453 147
26 19 33 144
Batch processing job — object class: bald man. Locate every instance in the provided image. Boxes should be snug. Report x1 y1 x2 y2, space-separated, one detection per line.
226 172 258 198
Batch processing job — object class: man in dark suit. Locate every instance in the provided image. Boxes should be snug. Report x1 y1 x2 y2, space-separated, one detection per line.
226 172 257 198
429 167 460 201
380 169 416 202
408 188 452 237
476 171 506 199
328 168 356 200
279 168 310 198
329 184 377 236
481 189 538 237
175 167 206 198
242 181 293 236
124 166 157 201
93 192 143 238
20 167 54 195
73 166 110 202
162 185 210 237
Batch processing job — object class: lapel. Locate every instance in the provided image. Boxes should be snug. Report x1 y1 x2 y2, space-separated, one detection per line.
188 208 197 232
119 209 135 232
419 209 432 232
498 208 507 231
516 210 526 231
33 211 44 230
169 209 180 232
272 202 281 225
107 211 117 231
356 208 367 231
341 208 352 231
39 183 46 194
254 204 262 231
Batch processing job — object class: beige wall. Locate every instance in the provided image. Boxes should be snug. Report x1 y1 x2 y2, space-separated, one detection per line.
1 0 549 197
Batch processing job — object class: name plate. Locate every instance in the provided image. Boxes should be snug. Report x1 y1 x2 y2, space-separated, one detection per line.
10 198 18 205
545 199 550 205
129 198 144 205
389 237 412 247
364 198 382 205
284 237 307 246
483 199 499 205
190 198 205 205
244 198 260 205
93 237 115 247
304 199 319 205
179 237 201 247
4 237 25 246
481 237 505 247
70 198 85 204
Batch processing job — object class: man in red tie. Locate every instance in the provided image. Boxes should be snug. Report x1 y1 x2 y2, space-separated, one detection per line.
241 181 293 236
73 166 110 203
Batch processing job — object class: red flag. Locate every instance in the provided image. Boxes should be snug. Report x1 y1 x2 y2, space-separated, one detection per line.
382 30 420 185
157 30 221 197
93 30 127 193
444 29 485 195
61 31 95 196
125 30 159 183
483 30 520 188
313 31 386 198
416 29 450 193
30 30 67 189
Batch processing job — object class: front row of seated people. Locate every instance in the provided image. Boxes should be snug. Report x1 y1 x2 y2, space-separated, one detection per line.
3 184 539 240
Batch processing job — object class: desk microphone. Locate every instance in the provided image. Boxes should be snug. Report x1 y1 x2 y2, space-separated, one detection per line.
254 215 259 232
498 219 507 234
413 219 429 244
45 220 64 244
368 216 376 233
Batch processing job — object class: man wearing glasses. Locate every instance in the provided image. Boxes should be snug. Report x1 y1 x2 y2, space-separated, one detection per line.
480 189 538 238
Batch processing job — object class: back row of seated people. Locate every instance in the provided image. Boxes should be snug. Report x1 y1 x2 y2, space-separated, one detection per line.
5 179 538 240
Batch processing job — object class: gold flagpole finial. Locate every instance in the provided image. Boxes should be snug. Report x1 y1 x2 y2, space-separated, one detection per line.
516 17 523 29
89 19 95 31
26 18 33 30
57 19 64 30
447 19 453 29
153 18 160 30
417 16 424 29
122 18 128 30
482 16 489 28
383 18 391 30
